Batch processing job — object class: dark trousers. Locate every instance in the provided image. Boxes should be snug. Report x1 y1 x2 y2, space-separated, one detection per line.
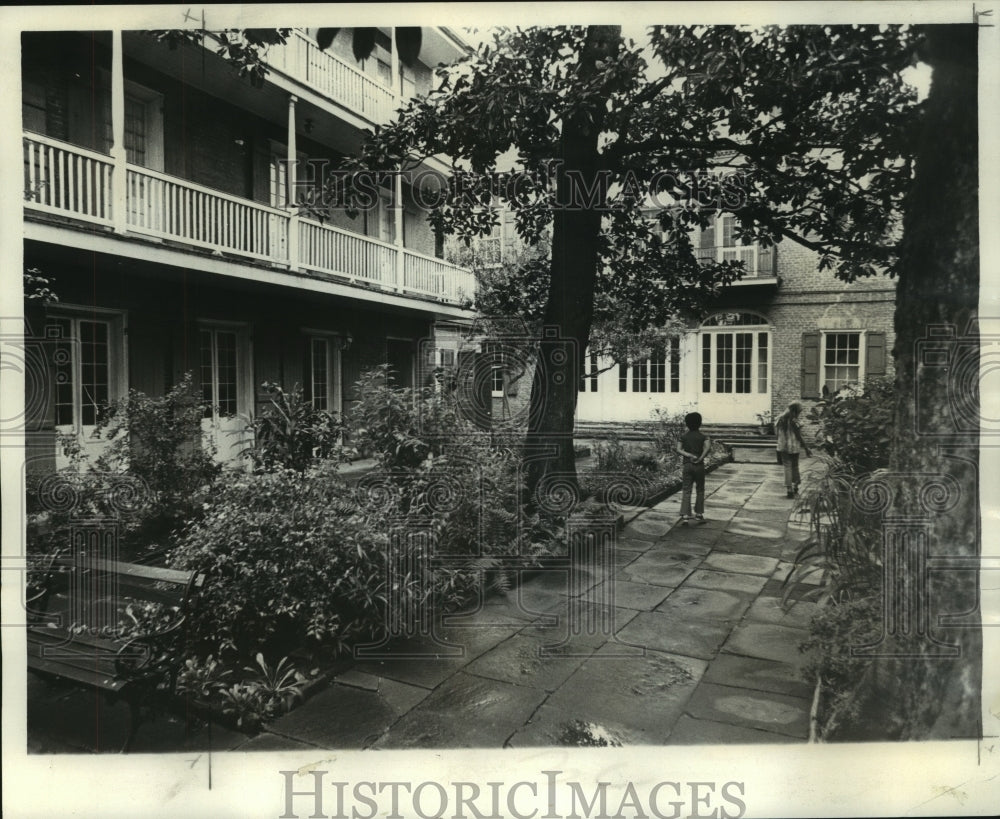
782 452 801 490
681 461 705 516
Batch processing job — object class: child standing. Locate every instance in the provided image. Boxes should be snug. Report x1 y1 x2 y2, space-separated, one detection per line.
676 412 712 525
775 402 811 498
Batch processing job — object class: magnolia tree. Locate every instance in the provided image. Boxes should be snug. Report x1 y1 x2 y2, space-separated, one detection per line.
334 24 921 494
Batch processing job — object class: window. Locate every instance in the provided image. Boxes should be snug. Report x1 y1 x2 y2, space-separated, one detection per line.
304 334 342 413
697 215 759 273
615 340 680 394
100 79 164 171
800 331 885 399
49 312 124 431
473 223 503 266
269 144 310 208
649 352 666 393
823 332 862 394
700 315 770 395
200 328 239 418
579 352 598 393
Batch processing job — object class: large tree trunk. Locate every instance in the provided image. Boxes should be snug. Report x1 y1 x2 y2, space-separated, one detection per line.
838 24 981 740
524 26 621 504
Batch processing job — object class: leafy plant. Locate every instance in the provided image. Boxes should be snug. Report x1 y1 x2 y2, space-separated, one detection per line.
169 463 387 658
243 382 347 472
781 457 883 610
347 365 463 469
25 373 220 560
175 654 234 700
807 377 895 474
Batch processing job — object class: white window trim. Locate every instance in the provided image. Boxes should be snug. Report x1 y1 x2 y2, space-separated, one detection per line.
47 303 128 433
820 330 867 395
699 325 772 396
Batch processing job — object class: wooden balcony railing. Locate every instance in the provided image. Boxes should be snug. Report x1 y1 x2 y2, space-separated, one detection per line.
24 133 474 307
266 29 399 125
696 244 776 277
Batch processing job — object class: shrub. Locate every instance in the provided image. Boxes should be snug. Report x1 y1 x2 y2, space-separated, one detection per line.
347 365 463 469
26 373 220 559
651 408 689 460
169 463 389 658
593 436 631 473
243 382 347 472
807 377 895 474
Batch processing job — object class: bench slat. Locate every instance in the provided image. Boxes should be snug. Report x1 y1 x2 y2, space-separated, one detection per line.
71 557 197 586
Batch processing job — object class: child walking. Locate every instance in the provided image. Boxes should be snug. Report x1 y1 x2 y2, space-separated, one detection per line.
677 412 712 525
775 402 811 498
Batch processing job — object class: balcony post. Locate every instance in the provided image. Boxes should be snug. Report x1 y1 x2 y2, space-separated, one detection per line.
110 30 127 234
287 94 300 270
390 30 405 291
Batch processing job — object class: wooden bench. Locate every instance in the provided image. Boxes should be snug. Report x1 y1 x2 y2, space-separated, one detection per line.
27 552 205 752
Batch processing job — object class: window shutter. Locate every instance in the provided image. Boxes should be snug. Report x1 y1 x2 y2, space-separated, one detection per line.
866 332 887 377
801 332 821 399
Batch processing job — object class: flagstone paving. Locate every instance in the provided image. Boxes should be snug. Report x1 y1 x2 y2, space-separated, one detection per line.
27 459 826 752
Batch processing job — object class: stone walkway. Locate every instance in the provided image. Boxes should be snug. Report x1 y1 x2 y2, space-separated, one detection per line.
27 459 823 752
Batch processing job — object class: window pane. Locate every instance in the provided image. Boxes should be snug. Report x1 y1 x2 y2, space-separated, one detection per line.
757 333 768 393
716 334 733 393
649 353 666 393
702 334 712 392
215 331 238 416
823 332 861 392
199 329 214 416
735 332 752 394
670 338 680 393
632 361 648 393
311 338 328 411
79 321 110 426
589 353 598 392
619 363 628 392
123 96 146 166
53 317 74 426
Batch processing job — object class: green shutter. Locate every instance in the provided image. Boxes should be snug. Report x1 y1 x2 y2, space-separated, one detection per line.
801 332 821 399
866 332 887 377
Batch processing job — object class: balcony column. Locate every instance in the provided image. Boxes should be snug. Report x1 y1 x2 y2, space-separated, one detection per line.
390 29 405 291
110 30 127 234
287 94 300 270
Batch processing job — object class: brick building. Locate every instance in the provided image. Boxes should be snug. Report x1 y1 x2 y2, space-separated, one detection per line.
454 209 896 430
21 28 475 471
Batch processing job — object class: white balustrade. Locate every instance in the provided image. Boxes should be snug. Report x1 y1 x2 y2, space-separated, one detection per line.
269 30 398 125
126 167 289 263
24 132 475 305
23 133 113 225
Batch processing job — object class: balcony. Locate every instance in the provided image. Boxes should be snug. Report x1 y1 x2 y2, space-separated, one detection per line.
23 132 475 307
696 245 777 283
264 30 399 126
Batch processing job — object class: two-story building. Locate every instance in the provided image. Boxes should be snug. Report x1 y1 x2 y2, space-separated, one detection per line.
452 209 896 430
21 27 476 471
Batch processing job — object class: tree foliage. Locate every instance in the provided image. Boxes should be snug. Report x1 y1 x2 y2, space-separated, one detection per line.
337 24 922 491
343 24 920 295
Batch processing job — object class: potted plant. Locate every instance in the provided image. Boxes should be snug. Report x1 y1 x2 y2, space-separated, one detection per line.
756 410 774 435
